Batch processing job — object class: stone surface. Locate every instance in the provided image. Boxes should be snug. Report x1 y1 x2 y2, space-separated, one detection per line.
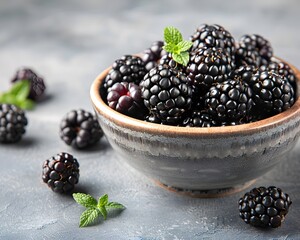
0 0 300 239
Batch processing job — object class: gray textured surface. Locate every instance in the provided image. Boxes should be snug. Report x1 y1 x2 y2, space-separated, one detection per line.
0 0 300 239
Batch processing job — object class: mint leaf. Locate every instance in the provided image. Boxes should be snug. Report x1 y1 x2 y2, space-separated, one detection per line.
73 193 98 209
79 208 100 227
176 41 193 52
9 80 28 96
163 44 176 53
15 80 30 101
98 194 108 207
74 193 125 228
106 202 126 210
98 206 107 220
19 99 35 110
172 52 190 66
162 26 192 66
164 26 183 45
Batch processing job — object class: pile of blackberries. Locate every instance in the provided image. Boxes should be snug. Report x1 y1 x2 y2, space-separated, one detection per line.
102 24 298 126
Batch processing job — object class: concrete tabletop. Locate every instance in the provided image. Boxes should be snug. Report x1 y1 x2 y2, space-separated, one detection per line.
0 0 299 239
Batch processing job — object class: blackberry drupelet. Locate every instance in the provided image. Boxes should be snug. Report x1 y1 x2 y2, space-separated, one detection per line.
142 41 166 71
42 152 80 193
239 186 292 228
60 109 103 149
182 110 217 127
0 104 28 143
260 60 298 92
186 47 235 95
239 34 273 65
246 71 295 115
11 67 46 101
204 79 253 122
103 55 147 92
107 82 146 119
141 65 193 125
190 24 236 56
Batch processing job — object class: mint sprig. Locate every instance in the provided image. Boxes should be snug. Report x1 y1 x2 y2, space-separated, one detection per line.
73 193 125 227
0 80 35 110
163 26 193 66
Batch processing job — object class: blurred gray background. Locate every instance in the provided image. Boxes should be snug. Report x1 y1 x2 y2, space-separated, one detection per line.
0 0 299 239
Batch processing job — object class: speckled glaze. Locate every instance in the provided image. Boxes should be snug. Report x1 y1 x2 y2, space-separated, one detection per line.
90 62 300 193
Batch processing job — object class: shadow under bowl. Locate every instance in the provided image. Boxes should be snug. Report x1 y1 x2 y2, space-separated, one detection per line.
90 61 300 197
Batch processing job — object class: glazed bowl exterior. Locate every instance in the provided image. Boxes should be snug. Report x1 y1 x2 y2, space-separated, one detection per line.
90 62 300 191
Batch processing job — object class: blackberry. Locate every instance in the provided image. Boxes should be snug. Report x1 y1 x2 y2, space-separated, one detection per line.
235 42 261 68
182 110 217 127
141 65 193 125
190 24 236 56
230 65 257 82
103 55 147 92
240 34 273 65
186 47 235 95
144 113 162 124
239 186 292 228
107 82 146 119
42 152 80 193
11 67 46 101
260 60 298 92
246 71 295 115
159 53 185 71
60 109 103 149
204 80 253 122
142 41 166 71
0 104 28 143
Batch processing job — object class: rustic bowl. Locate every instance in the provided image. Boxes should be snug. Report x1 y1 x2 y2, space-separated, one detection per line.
90 62 300 197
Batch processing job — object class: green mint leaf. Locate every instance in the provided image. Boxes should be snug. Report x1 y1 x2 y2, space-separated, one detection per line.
163 43 176 53
98 206 107 220
106 202 126 210
19 99 35 110
176 40 193 52
79 208 100 227
9 80 30 98
172 52 190 66
164 26 183 45
0 93 16 104
73 193 98 209
15 80 30 101
98 194 108 207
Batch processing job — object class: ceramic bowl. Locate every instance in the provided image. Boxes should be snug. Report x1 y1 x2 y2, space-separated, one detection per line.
90 61 300 196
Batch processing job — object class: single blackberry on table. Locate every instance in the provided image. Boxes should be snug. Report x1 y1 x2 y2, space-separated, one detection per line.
0 104 28 143
239 34 273 65
260 60 298 92
182 110 217 127
107 82 146 119
186 47 235 96
142 41 166 71
204 79 253 122
239 186 292 228
190 24 236 56
246 71 295 115
11 67 46 101
141 65 193 125
103 55 147 92
60 109 103 149
42 152 80 193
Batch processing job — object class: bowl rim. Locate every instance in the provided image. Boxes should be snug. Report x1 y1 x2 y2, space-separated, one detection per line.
90 59 300 137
